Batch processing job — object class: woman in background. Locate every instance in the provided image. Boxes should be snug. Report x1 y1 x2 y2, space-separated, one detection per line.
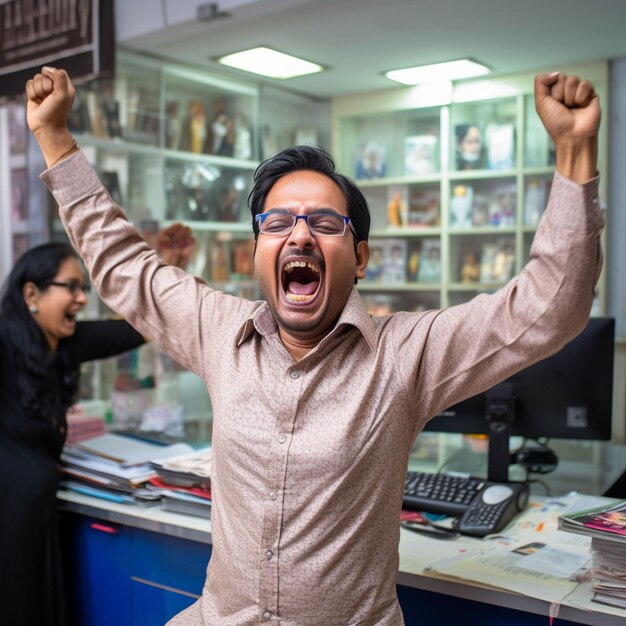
0 224 193 625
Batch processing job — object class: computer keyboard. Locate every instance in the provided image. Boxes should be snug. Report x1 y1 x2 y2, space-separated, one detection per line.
402 470 530 537
403 470 485 516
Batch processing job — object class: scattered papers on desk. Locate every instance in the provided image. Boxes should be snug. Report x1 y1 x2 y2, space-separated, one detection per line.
423 493 614 604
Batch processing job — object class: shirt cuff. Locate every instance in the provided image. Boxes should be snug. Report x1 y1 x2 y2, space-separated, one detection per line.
39 150 102 207
549 170 604 232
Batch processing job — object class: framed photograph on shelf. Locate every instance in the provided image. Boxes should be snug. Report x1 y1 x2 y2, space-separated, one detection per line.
524 178 551 227
355 141 386 180
418 239 441 283
485 123 515 170
480 240 515 284
450 184 473 228
386 185 408 228
381 239 407 284
407 187 439 227
458 248 481 284
472 181 516 228
407 240 422 282
404 134 438 176
455 123 486 171
365 242 385 283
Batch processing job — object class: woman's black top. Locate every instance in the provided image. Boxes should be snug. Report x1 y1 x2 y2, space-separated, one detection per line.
0 319 144 626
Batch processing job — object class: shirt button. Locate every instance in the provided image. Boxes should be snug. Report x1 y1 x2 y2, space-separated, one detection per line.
263 611 272 621
265 549 273 560
269 490 277 500
290 370 299 379
278 434 287 444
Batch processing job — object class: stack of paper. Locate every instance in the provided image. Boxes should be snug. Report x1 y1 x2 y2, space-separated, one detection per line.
590 538 626 609
149 448 212 518
61 433 193 505
559 500 626 609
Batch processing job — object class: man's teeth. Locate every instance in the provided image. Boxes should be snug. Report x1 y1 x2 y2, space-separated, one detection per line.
284 261 319 274
286 293 315 302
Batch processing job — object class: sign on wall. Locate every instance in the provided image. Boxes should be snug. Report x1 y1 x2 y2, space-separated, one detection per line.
0 0 114 100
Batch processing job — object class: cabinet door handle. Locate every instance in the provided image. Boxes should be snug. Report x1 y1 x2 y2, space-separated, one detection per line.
90 522 119 534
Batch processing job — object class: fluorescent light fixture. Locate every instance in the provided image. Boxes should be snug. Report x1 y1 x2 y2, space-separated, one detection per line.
216 47 324 79
385 59 490 86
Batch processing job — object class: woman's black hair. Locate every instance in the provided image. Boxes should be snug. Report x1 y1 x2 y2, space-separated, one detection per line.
248 145 371 244
0 242 81 422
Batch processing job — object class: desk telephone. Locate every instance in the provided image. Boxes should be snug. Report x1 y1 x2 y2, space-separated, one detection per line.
402 471 529 537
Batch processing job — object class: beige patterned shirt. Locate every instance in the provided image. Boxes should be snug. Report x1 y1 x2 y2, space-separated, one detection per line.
43 153 603 625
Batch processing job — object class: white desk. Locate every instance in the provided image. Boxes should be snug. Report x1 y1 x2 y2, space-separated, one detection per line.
58 490 626 626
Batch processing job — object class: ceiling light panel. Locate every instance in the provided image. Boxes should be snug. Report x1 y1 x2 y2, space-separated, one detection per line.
216 47 324 80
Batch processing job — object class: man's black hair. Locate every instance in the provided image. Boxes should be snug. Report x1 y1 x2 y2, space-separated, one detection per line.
248 145 370 244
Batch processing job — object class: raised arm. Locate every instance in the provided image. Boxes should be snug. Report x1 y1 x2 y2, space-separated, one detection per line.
25 67 78 167
25 67 253 378
397 72 604 422
534 72 600 183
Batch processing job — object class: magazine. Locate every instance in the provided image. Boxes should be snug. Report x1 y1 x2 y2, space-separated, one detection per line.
485 122 515 170
365 239 407 284
355 141 386 180
558 500 626 542
407 187 439 227
404 134 438 176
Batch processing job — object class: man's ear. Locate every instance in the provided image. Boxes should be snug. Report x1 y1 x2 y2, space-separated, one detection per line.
355 240 370 280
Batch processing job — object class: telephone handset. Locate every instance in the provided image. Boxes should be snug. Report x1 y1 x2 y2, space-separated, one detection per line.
456 482 529 537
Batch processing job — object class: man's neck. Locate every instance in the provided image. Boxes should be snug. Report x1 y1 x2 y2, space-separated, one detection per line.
278 329 324 361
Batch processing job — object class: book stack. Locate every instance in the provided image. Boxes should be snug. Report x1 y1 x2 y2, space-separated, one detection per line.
149 448 212 518
559 500 626 609
61 433 193 506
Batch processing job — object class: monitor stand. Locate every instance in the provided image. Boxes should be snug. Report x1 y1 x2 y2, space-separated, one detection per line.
603 470 626 498
485 382 515 484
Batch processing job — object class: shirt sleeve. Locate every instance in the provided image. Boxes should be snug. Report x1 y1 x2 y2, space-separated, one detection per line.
40 151 255 379
391 171 605 423
70 319 145 362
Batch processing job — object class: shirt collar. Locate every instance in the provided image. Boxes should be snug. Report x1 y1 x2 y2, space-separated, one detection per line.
236 288 376 351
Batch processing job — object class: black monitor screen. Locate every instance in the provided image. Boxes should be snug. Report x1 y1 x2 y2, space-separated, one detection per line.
425 317 615 441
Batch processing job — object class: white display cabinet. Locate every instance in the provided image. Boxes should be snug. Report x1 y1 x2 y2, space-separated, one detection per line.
332 61 608 316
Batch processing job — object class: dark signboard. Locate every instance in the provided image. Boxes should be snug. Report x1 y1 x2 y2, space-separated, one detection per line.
0 0 114 99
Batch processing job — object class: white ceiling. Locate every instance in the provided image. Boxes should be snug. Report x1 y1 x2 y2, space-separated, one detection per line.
117 0 626 99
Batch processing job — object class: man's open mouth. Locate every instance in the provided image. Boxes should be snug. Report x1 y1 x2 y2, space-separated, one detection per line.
282 260 321 303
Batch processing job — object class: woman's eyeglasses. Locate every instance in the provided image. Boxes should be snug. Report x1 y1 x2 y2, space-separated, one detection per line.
255 212 356 237
47 281 91 295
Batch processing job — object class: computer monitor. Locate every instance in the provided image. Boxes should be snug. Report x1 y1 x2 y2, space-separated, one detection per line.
424 317 615 482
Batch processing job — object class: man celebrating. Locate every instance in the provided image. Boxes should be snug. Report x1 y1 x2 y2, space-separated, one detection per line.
27 67 602 625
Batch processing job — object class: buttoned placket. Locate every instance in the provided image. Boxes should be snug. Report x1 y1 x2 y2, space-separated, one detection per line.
256 362 305 622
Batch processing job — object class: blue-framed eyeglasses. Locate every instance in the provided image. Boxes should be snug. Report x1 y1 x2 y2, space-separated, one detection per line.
255 212 357 237
47 280 91 295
